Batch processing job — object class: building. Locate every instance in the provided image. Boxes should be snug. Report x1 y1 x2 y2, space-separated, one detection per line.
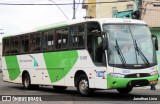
141 0 160 47
82 0 96 18
82 0 134 18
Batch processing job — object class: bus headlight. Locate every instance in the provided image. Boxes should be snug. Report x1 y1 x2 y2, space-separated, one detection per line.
150 70 158 76
109 73 124 78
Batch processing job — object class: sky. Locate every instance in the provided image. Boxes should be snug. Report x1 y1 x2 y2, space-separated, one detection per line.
0 0 86 43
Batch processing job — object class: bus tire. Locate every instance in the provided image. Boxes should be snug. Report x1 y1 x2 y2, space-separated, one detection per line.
117 87 133 94
77 74 94 96
53 86 67 91
22 73 39 90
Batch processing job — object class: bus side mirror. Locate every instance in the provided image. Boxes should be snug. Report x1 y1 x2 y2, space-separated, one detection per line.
152 35 158 51
103 36 108 50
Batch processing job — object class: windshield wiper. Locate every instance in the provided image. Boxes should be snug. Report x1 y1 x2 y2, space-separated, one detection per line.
115 38 126 65
134 40 150 65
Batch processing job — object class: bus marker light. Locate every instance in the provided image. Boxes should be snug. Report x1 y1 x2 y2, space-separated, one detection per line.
150 80 157 84
102 77 105 79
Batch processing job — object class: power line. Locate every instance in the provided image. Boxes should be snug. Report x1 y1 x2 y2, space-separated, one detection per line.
0 0 135 5
49 0 69 20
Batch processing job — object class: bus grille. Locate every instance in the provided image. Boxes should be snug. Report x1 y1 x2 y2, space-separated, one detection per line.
126 80 149 87
124 73 150 78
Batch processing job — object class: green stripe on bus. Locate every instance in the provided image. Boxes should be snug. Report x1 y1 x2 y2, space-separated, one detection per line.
37 23 67 31
5 56 21 81
43 50 78 83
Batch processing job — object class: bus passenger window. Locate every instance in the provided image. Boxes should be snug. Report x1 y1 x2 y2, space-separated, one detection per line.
55 28 68 50
20 35 29 53
55 29 62 49
3 39 10 55
35 33 41 52
70 25 85 49
78 25 85 47
62 28 68 49
42 31 54 51
11 37 19 54
30 34 36 52
70 26 78 48
47 31 54 51
42 32 48 51
30 32 41 52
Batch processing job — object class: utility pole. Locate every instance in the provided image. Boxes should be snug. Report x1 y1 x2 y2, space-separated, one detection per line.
73 0 76 19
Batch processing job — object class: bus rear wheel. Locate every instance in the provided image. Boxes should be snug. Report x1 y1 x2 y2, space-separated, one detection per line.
77 74 94 96
22 73 39 90
117 87 133 94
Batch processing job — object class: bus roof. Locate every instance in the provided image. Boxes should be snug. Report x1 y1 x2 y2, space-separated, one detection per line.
35 18 146 31
5 18 147 37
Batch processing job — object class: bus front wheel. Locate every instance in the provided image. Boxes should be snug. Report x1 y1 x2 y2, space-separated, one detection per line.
77 74 94 96
117 87 133 94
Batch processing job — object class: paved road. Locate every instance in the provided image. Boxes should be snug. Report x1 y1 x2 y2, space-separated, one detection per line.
0 73 160 104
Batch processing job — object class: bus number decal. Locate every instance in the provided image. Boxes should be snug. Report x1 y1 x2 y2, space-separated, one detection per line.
96 71 105 77
79 56 87 60
122 70 130 74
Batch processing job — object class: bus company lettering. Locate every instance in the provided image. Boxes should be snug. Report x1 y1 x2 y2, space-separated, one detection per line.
20 60 32 63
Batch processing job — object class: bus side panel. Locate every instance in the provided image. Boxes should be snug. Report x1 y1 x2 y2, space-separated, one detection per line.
2 56 22 83
64 50 96 88
17 54 45 85
94 67 107 89
2 57 10 82
43 50 78 86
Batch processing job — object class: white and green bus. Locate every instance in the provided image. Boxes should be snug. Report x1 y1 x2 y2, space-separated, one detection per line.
2 18 159 96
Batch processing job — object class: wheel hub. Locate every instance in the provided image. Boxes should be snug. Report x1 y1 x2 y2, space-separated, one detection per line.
79 79 88 93
24 76 29 87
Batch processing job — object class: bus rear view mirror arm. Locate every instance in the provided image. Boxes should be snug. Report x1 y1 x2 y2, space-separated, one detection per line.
103 36 108 50
152 35 158 51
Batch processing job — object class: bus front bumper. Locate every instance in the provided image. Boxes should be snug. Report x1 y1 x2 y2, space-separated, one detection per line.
107 74 159 89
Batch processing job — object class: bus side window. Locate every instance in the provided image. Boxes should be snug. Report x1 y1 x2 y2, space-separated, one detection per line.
55 29 62 49
62 28 69 49
70 25 85 49
70 26 78 48
47 31 54 51
10 37 19 54
20 35 29 54
42 32 48 51
78 25 85 47
87 22 104 66
3 38 10 55
35 33 41 52
30 34 36 52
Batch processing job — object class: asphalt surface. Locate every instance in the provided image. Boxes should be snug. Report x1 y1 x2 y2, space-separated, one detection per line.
0 73 160 104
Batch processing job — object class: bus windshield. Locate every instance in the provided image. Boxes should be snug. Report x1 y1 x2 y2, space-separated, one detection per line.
103 24 157 68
